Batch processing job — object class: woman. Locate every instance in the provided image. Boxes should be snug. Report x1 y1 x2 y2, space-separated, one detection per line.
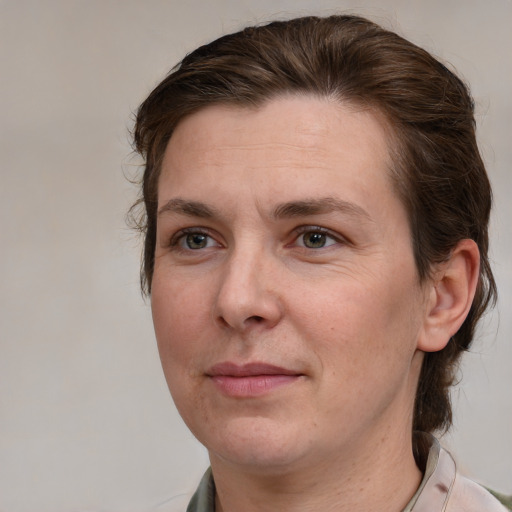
131 15 507 511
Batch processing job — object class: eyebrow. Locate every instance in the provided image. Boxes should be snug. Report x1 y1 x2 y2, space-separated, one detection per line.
158 198 220 218
272 197 373 222
157 196 372 223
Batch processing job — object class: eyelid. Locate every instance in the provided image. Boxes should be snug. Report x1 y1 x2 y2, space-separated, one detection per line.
291 225 347 247
169 227 222 249
166 224 348 250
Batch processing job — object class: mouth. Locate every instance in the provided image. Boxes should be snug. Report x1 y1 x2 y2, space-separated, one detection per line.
206 362 303 398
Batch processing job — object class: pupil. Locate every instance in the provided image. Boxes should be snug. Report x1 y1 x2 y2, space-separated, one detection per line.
187 233 207 249
305 232 326 248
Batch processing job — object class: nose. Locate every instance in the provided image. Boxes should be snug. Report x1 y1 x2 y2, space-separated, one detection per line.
213 248 284 333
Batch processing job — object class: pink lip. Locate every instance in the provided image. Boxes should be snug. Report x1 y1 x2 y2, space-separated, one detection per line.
207 362 303 398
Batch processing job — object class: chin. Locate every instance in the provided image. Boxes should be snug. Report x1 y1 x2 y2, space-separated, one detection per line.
199 416 312 472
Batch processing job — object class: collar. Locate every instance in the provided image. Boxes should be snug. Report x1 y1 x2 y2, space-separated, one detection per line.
403 433 456 511
186 467 216 512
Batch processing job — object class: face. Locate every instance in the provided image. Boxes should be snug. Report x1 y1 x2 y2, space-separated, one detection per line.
151 97 429 474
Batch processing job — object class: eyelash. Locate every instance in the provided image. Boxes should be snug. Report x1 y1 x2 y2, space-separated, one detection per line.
169 225 345 252
169 227 219 250
292 226 344 249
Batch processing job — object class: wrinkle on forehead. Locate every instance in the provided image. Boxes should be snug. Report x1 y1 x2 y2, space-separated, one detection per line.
166 97 390 160
160 96 397 212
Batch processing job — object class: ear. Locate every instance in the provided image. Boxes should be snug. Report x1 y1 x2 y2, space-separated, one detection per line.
417 239 480 353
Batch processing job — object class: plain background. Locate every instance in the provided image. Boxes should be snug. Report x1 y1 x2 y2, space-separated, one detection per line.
1 0 510 510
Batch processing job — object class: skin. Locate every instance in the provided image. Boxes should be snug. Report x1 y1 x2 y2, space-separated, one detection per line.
151 96 479 512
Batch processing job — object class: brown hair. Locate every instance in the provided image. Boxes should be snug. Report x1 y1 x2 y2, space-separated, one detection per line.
131 14 497 434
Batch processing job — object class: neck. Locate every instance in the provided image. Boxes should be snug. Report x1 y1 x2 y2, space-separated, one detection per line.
210 428 422 512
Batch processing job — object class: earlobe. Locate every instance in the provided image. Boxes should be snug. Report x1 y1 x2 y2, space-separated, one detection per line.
417 239 480 353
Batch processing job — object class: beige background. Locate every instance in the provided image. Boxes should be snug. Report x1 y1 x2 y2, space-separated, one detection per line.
0 0 510 510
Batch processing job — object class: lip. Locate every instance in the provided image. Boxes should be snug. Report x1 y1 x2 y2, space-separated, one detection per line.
206 362 303 398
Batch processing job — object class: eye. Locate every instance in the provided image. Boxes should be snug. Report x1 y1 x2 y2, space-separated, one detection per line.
172 229 220 250
295 228 339 249
184 233 210 249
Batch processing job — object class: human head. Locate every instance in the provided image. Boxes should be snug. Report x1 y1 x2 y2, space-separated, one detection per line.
131 14 496 434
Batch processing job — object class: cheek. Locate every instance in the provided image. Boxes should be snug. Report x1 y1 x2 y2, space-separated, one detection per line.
300 274 422 374
151 275 211 372
151 278 213 423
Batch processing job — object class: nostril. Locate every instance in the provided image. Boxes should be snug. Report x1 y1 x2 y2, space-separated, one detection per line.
247 315 264 323
217 316 230 328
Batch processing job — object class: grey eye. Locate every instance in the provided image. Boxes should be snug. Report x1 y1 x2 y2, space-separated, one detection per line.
295 229 339 249
302 232 328 248
185 233 209 249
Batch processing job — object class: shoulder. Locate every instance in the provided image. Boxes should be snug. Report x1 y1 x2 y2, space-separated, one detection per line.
446 474 509 512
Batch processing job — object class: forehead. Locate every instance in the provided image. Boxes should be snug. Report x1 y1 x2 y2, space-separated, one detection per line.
160 96 396 202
